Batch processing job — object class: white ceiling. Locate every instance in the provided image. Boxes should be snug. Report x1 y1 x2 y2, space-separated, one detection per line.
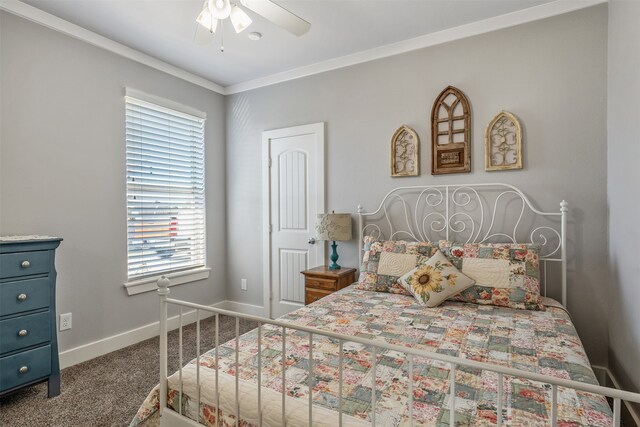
21 0 555 87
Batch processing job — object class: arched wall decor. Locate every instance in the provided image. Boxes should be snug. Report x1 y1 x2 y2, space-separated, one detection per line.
430 86 471 175
390 125 419 177
485 111 523 171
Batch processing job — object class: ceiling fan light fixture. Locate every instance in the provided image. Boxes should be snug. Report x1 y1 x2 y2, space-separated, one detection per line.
196 7 218 33
230 5 252 33
193 0 310 53
208 0 232 20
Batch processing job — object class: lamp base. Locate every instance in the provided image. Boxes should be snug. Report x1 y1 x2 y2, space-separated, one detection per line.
329 241 341 270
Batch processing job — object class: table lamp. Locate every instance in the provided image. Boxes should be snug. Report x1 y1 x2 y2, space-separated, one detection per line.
316 212 352 270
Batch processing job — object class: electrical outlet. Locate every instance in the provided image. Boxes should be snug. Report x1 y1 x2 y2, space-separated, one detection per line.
60 313 72 331
241 278 247 291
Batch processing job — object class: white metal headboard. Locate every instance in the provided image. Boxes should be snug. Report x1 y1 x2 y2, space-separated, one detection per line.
357 183 568 306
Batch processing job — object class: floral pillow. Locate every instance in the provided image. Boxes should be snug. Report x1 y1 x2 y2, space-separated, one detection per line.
355 239 438 294
439 240 544 310
398 250 475 307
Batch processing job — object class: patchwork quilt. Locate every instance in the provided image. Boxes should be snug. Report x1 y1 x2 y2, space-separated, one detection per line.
131 287 612 426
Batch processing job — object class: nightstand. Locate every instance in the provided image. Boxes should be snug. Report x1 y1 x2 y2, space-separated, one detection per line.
301 266 356 305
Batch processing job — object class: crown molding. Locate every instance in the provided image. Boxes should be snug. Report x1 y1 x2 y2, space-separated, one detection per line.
1 0 606 96
0 0 226 95
224 0 607 95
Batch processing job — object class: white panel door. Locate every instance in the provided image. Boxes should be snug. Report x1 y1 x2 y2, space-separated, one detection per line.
263 123 324 319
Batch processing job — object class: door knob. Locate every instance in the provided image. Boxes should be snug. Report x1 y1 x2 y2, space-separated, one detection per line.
308 238 316 245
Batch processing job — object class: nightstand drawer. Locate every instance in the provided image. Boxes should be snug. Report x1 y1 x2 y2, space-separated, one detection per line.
302 266 356 306
305 277 337 291
0 277 51 317
0 345 51 393
305 288 332 305
0 311 51 355
0 251 50 279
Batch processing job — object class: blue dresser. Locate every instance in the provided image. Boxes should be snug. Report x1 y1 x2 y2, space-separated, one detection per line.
0 237 62 398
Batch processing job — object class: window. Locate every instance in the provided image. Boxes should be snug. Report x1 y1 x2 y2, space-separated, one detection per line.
125 90 206 283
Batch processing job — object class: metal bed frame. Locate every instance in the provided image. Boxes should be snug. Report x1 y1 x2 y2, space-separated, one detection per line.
357 183 567 305
156 183 640 426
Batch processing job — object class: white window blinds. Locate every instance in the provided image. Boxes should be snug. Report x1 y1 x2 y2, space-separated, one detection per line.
125 95 206 280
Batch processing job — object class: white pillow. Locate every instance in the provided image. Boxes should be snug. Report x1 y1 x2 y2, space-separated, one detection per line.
460 258 510 288
377 252 418 276
398 250 475 307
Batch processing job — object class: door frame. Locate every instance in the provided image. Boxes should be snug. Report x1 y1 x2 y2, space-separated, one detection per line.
262 122 325 319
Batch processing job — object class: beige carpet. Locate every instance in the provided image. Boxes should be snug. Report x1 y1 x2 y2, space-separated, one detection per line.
0 315 257 427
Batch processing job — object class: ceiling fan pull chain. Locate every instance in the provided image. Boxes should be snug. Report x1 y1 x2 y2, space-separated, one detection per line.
220 20 225 53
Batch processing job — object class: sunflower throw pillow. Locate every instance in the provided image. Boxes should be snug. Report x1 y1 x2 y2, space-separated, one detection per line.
398 250 475 307
356 239 439 295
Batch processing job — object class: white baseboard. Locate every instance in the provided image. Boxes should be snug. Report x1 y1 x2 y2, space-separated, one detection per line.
59 300 265 369
592 364 640 426
217 300 266 317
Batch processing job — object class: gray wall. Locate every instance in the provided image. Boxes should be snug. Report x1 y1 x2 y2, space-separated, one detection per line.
226 5 609 365
0 4 617 373
0 12 227 352
607 0 640 408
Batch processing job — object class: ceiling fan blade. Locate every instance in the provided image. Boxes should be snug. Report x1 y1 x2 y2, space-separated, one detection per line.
240 0 310 36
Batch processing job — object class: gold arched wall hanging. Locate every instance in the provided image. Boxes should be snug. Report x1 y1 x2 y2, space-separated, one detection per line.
485 111 523 171
390 125 419 177
430 86 471 175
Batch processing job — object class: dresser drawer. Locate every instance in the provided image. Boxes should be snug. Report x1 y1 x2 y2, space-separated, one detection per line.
0 345 51 392
305 277 337 291
0 311 51 355
0 251 50 279
0 277 51 317
305 288 332 305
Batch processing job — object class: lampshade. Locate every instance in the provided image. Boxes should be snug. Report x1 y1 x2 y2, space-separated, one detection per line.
208 0 231 19
230 5 252 33
315 213 352 242
196 7 218 33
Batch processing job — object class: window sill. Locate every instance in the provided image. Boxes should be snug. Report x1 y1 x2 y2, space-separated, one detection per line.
124 267 211 296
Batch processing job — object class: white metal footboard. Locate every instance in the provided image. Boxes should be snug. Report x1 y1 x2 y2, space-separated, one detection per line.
156 278 640 427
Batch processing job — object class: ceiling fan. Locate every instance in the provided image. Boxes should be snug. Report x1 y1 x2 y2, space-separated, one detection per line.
195 0 311 51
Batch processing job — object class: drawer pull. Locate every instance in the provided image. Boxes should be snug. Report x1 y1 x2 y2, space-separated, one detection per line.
18 329 28 337
19 366 29 374
17 293 28 301
21 260 31 269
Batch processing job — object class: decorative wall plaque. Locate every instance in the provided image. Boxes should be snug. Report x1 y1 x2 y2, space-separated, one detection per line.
390 125 419 177
430 86 471 175
485 111 522 171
